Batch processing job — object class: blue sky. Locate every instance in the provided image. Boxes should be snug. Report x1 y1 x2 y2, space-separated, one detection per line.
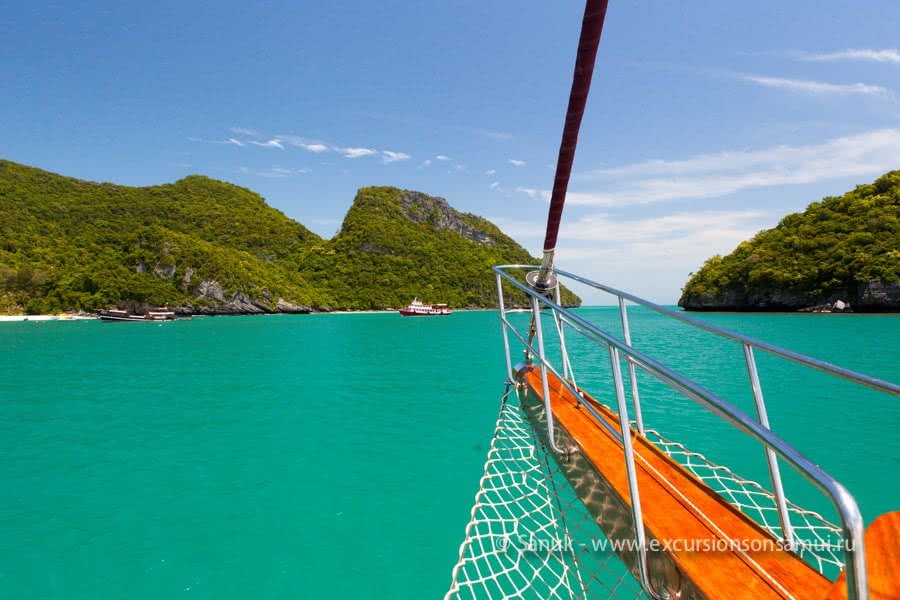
2 1 899 304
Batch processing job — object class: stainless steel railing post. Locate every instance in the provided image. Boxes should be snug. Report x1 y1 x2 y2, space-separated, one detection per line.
532 295 562 453
495 273 514 380
609 345 655 596
554 285 571 381
618 297 645 434
743 343 796 547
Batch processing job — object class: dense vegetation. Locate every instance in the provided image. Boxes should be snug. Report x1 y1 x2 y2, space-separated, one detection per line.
0 160 578 313
679 171 900 311
298 186 580 309
0 160 330 313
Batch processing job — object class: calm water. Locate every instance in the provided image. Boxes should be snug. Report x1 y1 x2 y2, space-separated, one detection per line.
1 309 898 598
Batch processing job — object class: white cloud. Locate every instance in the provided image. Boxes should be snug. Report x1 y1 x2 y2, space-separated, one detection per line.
515 187 550 201
271 167 309 175
383 150 412 163
567 128 900 206
194 135 287 149
188 136 244 146
249 139 285 149
337 147 377 158
490 210 770 303
490 181 501 191
454 164 465 172
278 135 311 147
742 75 888 96
421 159 433 168
436 155 452 161
278 136 330 153
798 48 900 64
239 166 308 178
230 126 259 137
587 211 759 244
485 169 496 176
493 209 765 244
508 159 526 167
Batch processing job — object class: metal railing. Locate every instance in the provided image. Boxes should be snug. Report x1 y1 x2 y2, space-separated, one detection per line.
494 265 900 600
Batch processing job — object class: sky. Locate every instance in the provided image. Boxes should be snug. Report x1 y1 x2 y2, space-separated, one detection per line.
2 0 899 304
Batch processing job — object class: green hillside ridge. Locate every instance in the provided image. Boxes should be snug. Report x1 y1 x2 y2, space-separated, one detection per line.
679 170 900 312
0 160 579 314
298 186 580 309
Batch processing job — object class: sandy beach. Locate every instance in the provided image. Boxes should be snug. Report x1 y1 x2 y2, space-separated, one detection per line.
0 315 96 322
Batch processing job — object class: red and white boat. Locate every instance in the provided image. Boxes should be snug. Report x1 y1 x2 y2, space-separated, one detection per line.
398 298 451 316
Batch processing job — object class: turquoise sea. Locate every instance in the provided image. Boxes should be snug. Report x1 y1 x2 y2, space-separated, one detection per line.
1 308 898 598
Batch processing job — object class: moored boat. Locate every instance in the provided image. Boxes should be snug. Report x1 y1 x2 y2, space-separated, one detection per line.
97 308 176 322
398 298 451 316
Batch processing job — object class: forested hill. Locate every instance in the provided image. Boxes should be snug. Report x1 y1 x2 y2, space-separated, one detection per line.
297 186 581 309
679 171 900 312
0 160 580 313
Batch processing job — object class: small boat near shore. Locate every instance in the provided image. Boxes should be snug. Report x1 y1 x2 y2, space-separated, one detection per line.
97 308 176 322
398 298 451 316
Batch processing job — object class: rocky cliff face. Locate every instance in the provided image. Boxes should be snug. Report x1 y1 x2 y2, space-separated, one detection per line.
174 279 311 315
857 281 900 311
679 281 900 312
394 191 497 245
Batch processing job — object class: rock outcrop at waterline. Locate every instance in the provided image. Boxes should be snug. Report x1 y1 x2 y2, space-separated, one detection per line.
0 160 581 314
678 171 900 312
179 279 311 315
678 281 900 313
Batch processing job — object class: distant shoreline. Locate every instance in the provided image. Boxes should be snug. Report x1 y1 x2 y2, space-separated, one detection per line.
0 307 500 322
0 314 96 322
4 306 899 323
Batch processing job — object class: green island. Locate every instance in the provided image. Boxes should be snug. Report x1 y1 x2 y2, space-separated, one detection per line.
0 160 580 314
679 170 900 312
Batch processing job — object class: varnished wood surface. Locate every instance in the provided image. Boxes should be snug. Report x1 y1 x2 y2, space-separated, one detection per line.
828 511 900 600
523 366 833 600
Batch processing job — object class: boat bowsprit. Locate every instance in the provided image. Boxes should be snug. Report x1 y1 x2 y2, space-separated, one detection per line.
445 1 900 598
445 267 900 599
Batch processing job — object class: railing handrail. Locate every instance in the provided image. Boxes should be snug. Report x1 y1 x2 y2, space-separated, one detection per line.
495 264 900 397
493 265 872 599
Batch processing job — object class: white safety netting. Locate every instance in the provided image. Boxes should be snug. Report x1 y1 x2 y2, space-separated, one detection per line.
645 429 845 579
446 389 846 599
445 387 644 599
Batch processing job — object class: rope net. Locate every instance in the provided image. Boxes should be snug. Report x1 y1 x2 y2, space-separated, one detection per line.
645 429 845 579
446 388 846 599
445 387 644 599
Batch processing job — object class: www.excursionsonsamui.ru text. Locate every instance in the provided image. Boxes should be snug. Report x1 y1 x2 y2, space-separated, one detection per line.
495 535 853 554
